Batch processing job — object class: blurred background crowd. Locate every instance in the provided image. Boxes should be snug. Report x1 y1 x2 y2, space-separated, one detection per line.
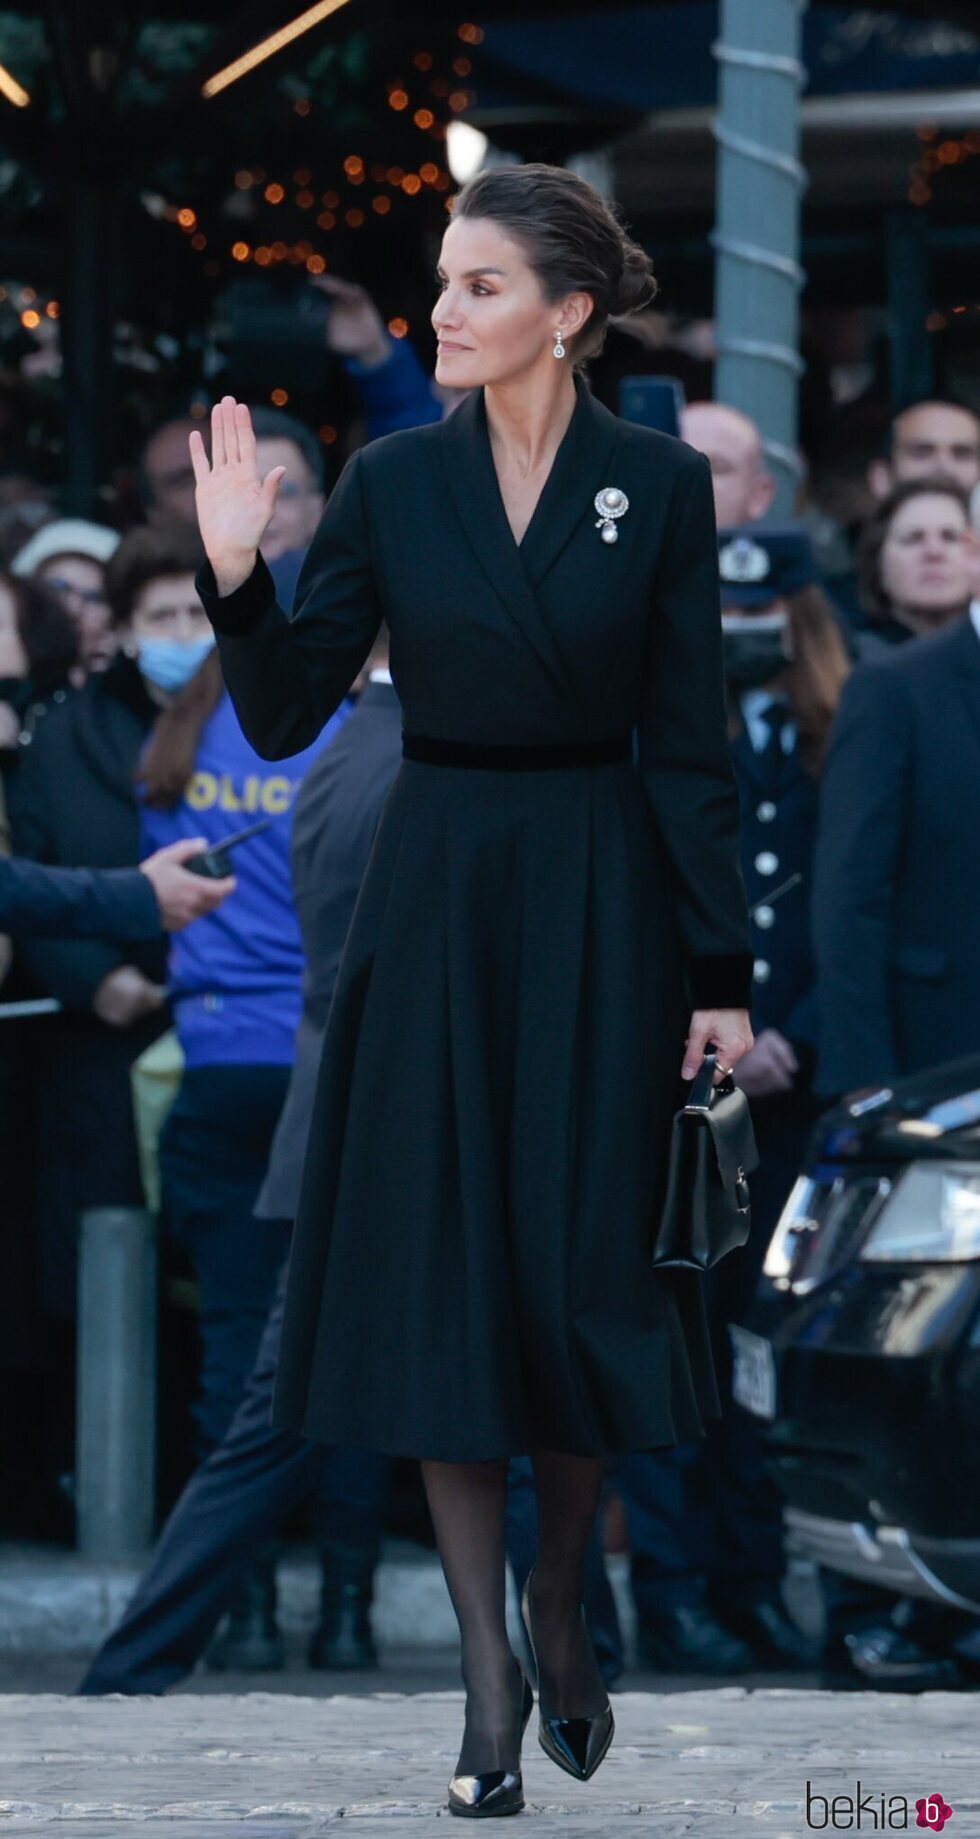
0 0 979 1696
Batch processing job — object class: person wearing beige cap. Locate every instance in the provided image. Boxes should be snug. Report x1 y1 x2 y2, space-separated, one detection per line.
11 518 120 676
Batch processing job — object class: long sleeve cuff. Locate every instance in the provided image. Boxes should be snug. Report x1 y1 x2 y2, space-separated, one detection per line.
687 952 755 1011
196 553 278 636
101 868 162 940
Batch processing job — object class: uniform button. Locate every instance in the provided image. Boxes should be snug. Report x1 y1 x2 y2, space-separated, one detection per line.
754 850 779 875
754 904 775 929
753 958 771 982
18 730 31 746
757 801 777 822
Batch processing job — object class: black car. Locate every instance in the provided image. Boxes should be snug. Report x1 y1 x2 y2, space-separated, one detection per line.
732 1053 980 1615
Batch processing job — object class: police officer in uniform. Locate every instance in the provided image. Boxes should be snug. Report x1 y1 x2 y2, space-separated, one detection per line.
719 525 835 1317
617 528 848 1673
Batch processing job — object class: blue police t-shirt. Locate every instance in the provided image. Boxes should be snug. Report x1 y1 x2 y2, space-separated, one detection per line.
140 689 354 1068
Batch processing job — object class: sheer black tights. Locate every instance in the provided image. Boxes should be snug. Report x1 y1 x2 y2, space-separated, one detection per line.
524 1447 610 1720
421 1456 522 1775
420 1449 608 1777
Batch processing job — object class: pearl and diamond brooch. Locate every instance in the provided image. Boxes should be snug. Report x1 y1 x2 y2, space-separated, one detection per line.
594 486 629 544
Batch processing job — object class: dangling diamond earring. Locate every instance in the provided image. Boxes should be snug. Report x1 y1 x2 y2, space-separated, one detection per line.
553 330 565 359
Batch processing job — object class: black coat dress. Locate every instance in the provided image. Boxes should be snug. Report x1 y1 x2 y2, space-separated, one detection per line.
200 374 753 1460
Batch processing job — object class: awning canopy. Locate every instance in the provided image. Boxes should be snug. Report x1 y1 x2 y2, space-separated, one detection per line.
0 4 975 174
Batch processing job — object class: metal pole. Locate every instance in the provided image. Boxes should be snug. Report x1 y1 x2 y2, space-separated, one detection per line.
712 0 809 515
76 1206 157 1559
885 208 934 411
61 179 117 519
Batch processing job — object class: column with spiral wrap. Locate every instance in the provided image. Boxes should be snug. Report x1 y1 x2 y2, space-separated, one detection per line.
712 0 809 516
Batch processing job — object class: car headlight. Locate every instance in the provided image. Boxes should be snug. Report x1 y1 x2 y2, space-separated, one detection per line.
859 1162 980 1263
762 1175 819 1282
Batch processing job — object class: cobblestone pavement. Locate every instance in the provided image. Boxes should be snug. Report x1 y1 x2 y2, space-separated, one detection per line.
0 1685 976 1837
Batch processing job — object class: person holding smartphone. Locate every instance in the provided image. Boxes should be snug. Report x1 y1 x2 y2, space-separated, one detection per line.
137 631 352 1668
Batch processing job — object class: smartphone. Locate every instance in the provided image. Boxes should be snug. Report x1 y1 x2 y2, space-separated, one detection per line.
618 375 684 438
184 817 273 880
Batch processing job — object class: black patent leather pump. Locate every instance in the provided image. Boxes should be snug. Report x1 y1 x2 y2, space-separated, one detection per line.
519 1567 615 1782
447 1663 535 1818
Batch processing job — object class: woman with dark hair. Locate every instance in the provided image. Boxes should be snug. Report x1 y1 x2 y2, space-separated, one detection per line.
858 476 975 651
191 163 753 1814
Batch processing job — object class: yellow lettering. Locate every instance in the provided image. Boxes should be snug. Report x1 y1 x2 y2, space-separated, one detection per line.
218 774 244 812
186 771 217 811
242 775 260 814
261 776 292 815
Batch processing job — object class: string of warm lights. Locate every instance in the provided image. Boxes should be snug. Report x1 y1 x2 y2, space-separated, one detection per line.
903 122 980 330
0 282 60 328
4 19 490 396
908 123 980 208
170 152 453 276
165 24 481 299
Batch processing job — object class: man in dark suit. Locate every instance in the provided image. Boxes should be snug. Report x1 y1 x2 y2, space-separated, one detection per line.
811 599 980 1690
813 603 980 1098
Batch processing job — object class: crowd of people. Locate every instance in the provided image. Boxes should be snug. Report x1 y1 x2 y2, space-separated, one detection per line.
0 264 978 1696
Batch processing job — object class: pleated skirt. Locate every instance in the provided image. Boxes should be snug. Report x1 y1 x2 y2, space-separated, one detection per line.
270 754 722 1459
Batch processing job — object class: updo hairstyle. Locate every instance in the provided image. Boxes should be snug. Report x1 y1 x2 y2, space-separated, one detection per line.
451 161 658 363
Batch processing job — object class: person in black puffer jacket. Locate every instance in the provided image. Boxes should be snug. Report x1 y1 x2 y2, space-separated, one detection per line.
7 522 208 1504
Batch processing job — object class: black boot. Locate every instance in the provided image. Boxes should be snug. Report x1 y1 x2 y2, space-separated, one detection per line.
308 1539 380 1670
206 1548 285 1673
718 1594 823 1670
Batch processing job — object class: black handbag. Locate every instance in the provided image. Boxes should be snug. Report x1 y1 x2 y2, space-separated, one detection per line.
652 1048 759 1272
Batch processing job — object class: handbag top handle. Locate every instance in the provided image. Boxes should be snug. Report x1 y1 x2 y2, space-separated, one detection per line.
683 1046 736 1115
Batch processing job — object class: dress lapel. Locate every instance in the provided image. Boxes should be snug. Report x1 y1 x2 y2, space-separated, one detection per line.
517 375 620 589
438 374 618 714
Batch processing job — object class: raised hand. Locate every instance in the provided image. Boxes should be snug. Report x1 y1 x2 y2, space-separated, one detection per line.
189 397 286 596
312 274 390 368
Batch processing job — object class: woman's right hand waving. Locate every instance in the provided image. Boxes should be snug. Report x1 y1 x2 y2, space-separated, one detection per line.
189 396 286 597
